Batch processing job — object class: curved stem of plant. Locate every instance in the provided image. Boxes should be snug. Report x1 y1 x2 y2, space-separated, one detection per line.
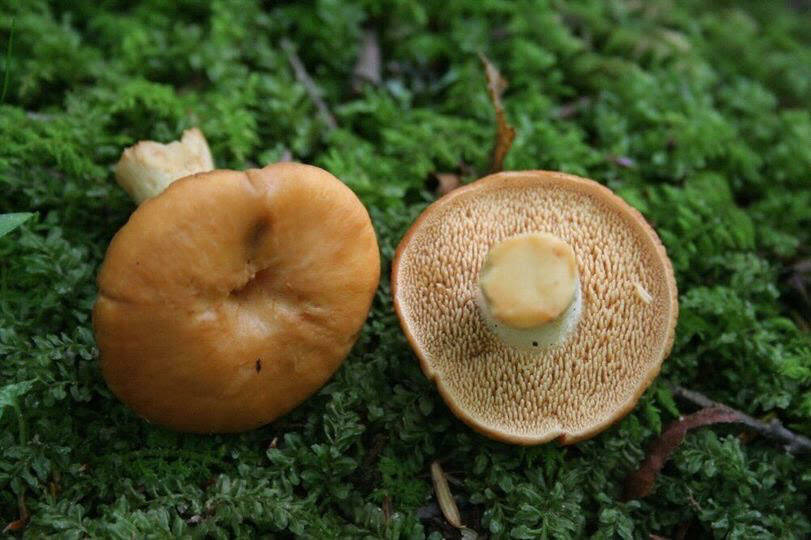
13 402 27 445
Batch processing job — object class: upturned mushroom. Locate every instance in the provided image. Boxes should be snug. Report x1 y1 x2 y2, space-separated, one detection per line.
93 129 380 433
392 170 677 445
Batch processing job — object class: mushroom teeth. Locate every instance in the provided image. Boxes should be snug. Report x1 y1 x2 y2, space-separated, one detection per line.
392 170 678 445
93 162 380 433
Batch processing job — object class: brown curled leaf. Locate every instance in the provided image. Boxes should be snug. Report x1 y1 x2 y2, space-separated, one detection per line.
623 407 740 500
430 460 462 528
479 53 516 174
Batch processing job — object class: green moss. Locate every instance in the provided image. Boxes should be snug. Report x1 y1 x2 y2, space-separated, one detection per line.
1 0 809 537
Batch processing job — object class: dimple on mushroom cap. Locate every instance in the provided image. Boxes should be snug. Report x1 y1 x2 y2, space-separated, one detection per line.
392 170 678 445
93 162 380 433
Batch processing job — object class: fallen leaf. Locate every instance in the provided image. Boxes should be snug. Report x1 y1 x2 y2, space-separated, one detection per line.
434 173 461 196
556 96 591 119
479 53 516 174
430 460 462 528
623 407 741 500
608 155 636 168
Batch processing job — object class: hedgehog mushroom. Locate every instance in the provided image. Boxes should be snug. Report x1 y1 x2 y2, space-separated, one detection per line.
93 129 380 432
392 171 677 445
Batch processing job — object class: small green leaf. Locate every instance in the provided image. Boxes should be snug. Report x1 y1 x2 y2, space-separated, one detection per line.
655 386 680 417
0 212 34 238
0 379 35 419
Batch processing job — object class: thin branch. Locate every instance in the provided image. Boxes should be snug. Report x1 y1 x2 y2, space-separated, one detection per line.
670 385 811 454
281 38 337 131
624 407 741 500
352 29 381 92
2 493 28 533
2 17 15 104
479 53 516 174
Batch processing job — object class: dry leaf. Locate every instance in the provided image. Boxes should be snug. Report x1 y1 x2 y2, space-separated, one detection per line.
430 461 462 528
479 53 516 174
609 155 637 168
434 173 461 196
556 96 591 119
623 407 740 500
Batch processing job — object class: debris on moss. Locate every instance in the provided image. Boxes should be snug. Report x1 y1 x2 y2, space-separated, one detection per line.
1 1 809 537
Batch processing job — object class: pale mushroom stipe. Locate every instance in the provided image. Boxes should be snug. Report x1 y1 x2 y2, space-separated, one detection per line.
392 170 678 445
93 129 380 433
476 232 582 350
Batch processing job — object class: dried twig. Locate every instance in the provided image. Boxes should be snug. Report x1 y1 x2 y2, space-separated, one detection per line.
479 53 516 174
625 386 811 501
281 38 337 130
382 495 392 524
1 17 15 104
352 29 381 92
670 385 811 454
2 494 28 533
624 407 741 500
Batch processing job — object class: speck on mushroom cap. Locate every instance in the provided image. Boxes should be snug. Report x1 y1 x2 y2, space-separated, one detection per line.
392 171 678 445
93 162 380 433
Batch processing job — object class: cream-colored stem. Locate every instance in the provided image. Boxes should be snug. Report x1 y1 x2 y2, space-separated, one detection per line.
113 128 214 204
476 232 582 350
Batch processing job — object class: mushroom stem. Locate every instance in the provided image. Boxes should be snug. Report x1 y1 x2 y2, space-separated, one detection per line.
476 232 581 350
113 128 214 204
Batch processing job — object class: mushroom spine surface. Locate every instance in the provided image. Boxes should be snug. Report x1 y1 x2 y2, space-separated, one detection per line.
392 170 678 445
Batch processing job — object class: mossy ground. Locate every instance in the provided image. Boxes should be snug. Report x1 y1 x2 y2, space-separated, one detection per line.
1 1 810 538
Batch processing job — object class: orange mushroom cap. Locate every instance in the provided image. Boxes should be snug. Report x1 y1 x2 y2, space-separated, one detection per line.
392 170 677 445
94 162 380 433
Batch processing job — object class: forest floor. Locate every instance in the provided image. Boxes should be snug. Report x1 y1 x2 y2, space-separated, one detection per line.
1 1 810 538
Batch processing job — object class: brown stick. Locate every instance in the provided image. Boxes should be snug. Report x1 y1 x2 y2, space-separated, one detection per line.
2 494 29 533
670 385 811 454
479 53 516 174
624 407 741 500
281 39 338 130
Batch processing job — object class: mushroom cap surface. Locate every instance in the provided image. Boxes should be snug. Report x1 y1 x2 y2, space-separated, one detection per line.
93 162 380 432
392 171 677 445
